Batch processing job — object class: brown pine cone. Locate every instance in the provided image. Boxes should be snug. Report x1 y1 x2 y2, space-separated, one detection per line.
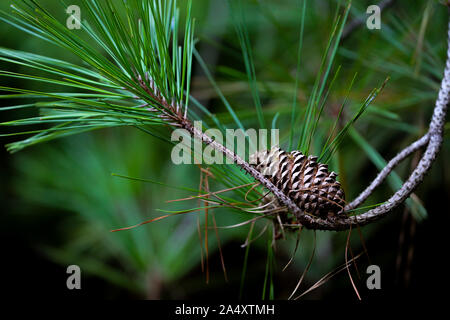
250 146 346 218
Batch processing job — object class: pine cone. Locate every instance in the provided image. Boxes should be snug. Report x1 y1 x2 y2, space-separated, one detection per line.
249 146 346 219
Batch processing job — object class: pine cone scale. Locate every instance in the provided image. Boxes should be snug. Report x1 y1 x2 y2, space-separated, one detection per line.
250 147 346 219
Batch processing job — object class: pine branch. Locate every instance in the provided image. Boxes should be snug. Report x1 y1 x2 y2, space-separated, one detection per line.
179 12 449 231
1 1 448 232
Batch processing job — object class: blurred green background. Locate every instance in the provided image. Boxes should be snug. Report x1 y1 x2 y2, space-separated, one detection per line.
0 0 449 299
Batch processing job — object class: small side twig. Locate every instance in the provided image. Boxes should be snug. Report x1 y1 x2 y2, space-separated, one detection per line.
345 133 430 210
